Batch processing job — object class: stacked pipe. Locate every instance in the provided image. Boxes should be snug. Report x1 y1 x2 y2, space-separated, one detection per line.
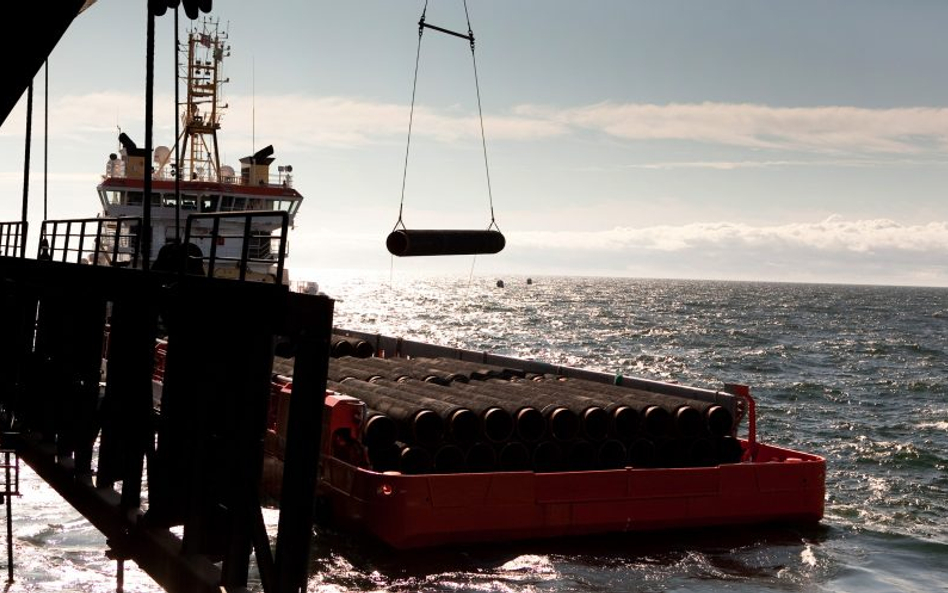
525 374 739 468
330 334 375 358
319 355 742 475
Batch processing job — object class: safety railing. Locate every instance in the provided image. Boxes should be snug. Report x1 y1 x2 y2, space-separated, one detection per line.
38 217 141 268
0 445 19 583
184 210 289 283
0 222 26 258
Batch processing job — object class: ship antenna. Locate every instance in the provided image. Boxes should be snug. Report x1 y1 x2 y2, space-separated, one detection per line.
173 4 181 243
252 56 255 155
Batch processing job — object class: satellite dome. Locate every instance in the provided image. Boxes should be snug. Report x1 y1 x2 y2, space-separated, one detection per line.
154 145 172 169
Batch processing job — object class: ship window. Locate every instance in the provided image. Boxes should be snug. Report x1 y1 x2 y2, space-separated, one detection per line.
160 193 198 209
218 196 248 211
101 190 124 206
128 192 143 206
275 199 300 214
269 199 296 213
202 195 220 212
220 196 247 211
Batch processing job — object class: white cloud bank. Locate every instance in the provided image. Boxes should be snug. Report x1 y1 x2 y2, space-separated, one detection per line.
522 102 948 154
501 217 948 286
290 217 948 288
8 93 948 156
511 216 948 254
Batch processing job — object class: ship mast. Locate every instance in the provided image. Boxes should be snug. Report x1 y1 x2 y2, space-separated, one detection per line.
176 17 230 182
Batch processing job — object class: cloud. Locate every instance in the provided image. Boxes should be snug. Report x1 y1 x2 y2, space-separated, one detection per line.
284 217 948 287
617 157 929 171
511 217 948 254
624 160 806 171
518 102 948 154
12 93 948 156
224 95 568 149
492 217 948 286
1 92 567 151
191 99 948 154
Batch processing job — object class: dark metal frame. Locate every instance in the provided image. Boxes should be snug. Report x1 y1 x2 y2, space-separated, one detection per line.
38 217 142 267
184 210 289 282
0 222 27 258
0 251 332 593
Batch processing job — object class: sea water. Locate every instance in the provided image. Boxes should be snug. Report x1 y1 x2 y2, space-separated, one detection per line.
6 274 947 592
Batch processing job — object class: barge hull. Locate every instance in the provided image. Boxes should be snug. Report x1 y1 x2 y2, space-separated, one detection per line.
318 442 825 549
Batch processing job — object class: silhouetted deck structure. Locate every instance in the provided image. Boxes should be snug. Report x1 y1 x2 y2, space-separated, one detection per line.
0 217 333 593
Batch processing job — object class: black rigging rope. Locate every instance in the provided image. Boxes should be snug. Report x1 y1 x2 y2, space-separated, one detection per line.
463 0 499 232
174 5 181 243
394 0 500 233
21 82 33 259
44 60 49 221
394 0 428 232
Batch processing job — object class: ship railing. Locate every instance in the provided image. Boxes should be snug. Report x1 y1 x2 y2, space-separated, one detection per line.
184 210 289 283
233 172 294 188
0 221 27 257
132 168 294 189
0 446 19 582
38 217 141 268
105 168 294 190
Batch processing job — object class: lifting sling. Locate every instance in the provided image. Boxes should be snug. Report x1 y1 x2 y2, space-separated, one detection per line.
387 0 505 257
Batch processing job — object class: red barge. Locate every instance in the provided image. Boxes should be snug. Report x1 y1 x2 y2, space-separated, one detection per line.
250 329 826 550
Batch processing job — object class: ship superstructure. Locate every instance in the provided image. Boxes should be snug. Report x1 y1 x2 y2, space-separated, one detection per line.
96 17 301 282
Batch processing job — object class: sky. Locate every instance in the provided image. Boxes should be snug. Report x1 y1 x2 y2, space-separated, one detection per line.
2 0 948 287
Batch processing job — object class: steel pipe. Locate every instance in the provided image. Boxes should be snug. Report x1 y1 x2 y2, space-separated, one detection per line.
386 229 506 257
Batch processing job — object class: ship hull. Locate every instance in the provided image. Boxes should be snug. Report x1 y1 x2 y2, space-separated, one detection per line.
260 440 824 550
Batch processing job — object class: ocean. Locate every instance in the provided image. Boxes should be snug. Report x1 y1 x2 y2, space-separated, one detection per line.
6 274 948 592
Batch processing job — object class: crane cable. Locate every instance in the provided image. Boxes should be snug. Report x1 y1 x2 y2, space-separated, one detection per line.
393 0 500 234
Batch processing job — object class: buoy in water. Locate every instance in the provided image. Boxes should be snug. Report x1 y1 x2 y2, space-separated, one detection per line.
526 278 533 285
496 280 504 288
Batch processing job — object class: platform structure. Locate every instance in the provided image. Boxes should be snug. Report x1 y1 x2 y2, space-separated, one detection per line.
0 215 333 593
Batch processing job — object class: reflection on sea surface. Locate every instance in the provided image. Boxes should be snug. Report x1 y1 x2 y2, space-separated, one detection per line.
304 523 834 592
6 276 948 592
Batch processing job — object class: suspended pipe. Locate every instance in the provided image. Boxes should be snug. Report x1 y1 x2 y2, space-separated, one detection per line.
386 229 505 257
